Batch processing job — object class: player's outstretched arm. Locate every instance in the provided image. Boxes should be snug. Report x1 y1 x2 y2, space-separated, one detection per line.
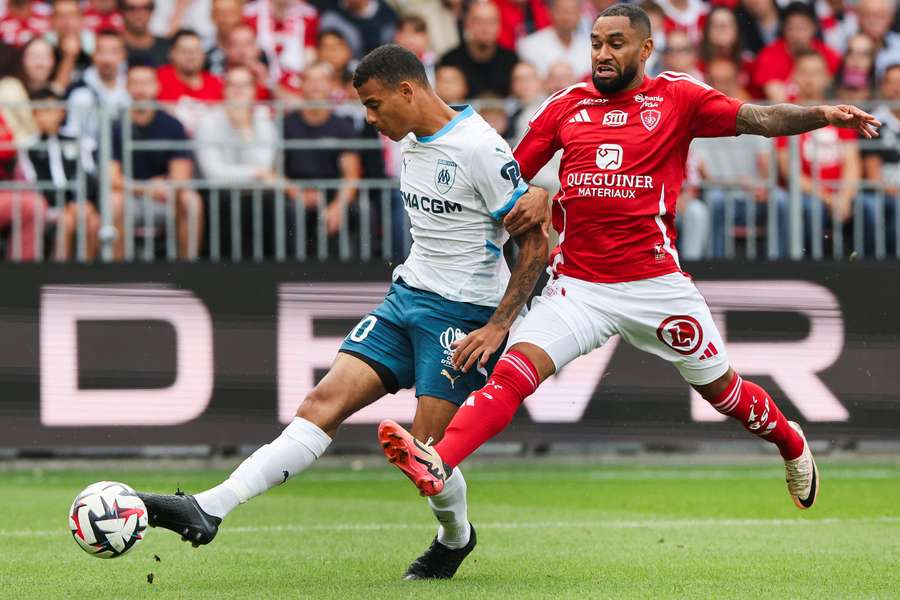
452 210 549 373
503 185 551 236
736 103 881 139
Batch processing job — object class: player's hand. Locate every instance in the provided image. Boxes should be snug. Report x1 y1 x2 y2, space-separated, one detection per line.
451 322 507 373
504 186 549 237
325 201 344 234
824 105 881 139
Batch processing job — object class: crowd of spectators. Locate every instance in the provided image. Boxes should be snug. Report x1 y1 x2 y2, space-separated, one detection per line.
0 0 895 260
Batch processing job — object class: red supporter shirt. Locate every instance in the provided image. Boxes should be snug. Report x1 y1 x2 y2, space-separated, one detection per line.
750 39 841 94
492 0 551 51
156 65 224 102
775 126 857 188
514 72 743 283
0 7 50 47
243 0 317 76
83 7 124 32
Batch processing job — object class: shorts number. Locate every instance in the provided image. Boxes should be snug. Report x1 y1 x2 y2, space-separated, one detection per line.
349 315 378 342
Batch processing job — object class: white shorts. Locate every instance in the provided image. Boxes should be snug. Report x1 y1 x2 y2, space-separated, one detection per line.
509 272 729 386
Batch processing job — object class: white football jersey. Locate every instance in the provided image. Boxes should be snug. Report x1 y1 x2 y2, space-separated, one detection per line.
393 105 529 307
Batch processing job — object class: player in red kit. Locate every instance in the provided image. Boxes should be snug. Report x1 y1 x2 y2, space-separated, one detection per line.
379 4 881 511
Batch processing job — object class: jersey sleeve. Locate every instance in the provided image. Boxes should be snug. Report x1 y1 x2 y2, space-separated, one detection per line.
686 81 744 139
513 91 566 180
470 133 530 222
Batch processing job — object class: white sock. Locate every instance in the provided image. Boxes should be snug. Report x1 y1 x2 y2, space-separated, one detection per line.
428 468 471 549
194 417 332 520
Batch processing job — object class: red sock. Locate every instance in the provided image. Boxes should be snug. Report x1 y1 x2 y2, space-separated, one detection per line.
435 350 540 468
709 373 805 460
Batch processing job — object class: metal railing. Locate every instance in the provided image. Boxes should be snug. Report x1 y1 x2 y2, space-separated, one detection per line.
0 98 894 263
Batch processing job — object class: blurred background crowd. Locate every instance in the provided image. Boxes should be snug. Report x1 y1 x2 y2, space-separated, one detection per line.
0 0 897 262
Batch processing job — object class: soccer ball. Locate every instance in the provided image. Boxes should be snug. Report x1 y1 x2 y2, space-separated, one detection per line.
68 481 148 558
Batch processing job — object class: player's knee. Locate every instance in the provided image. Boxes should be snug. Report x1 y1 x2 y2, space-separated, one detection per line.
694 367 735 402
295 387 345 434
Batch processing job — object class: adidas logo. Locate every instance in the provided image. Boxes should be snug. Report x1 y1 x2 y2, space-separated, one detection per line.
568 108 591 123
698 342 719 361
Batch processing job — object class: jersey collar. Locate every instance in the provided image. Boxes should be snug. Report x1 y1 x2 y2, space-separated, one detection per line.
416 105 474 143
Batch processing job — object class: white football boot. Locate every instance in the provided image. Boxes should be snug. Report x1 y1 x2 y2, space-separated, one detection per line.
784 421 819 509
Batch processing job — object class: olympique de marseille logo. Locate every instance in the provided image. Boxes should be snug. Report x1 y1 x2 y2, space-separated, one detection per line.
435 159 457 194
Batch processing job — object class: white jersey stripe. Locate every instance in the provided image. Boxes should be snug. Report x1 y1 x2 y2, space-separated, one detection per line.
653 184 680 268
530 82 589 124
658 71 713 91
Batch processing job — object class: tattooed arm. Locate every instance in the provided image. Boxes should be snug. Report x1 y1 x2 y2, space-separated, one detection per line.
736 103 881 139
451 218 549 373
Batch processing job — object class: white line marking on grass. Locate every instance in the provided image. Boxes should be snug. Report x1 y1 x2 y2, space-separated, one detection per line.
8 516 899 539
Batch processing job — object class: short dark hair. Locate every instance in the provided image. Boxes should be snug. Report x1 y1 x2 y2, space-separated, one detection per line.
883 63 900 81
170 28 201 47
30 86 63 102
318 28 349 46
782 1 817 25
127 57 157 72
352 43 429 89
598 3 652 38
794 48 827 65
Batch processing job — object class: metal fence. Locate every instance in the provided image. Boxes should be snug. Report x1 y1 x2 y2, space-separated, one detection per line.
0 98 895 263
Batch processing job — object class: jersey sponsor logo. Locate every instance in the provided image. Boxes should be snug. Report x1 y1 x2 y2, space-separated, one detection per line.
565 172 654 199
435 159 457 194
401 191 463 214
576 97 608 106
656 315 704 355
500 160 522 188
641 109 661 131
602 110 627 127
634 93 664 108
568 108 591 123
595 143 623 170
439 326 466 368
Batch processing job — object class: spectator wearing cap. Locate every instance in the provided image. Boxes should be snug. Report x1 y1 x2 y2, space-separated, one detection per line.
244 0 319 77
0 0 51 48
157 29 225 132
319 0 396 60
66 29 130 142
857 0 900 80
439 1 519 97
517 0 591 80
751 2 841 101
83 0 125 32
110 62 204 259
20 87 105 260
206 0 246 75
121 0 171 67
45 0 95 91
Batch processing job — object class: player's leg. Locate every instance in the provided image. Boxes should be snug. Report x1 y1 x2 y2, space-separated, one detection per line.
617 272 818 509
381 276 603 494
139 290 416 545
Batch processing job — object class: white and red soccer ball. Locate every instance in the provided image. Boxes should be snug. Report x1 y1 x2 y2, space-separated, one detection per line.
68 481 148 558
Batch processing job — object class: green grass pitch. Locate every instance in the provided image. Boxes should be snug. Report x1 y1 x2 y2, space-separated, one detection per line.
2 460 899 599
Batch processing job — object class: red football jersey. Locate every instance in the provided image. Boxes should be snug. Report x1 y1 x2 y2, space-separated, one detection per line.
515 72 743 283
83 8 124 32
156 65 225 103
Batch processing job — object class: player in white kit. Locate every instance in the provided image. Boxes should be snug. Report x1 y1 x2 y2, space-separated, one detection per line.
135 44 550 580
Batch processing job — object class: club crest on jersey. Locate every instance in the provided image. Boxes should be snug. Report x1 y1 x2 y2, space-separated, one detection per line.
595 143 623 171
435 159 457 194
641 109 661 132
439 326 466 368
602 110 628 127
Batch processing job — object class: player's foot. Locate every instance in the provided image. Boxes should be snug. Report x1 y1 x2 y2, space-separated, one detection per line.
137 489 221 546
784 421 819 510
378 419 448 496
403 524 477 580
